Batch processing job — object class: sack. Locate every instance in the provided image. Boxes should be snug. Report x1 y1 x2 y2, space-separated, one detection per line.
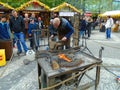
25 50 35 61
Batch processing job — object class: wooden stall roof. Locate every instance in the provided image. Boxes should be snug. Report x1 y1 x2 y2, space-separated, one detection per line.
99 10 120 18
15 0 50 11
51 2 81 13
0 2 14 10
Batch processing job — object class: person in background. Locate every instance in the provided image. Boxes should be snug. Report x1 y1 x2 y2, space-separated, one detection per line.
105 16 114 39
30 13 37 22
51 17 74 49
99 19 106 32
9 10 28 55
28 19 38 50
37 17 43 30
86 16 93 38
53 13 58 18
0 15 10 40
79 16 86 38
24 13 29 40
36 17 43 45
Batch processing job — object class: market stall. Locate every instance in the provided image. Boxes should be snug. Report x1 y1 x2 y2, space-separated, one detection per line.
99 10 120 18
51 2 81 18
51 2 82 47
0 1 14 18
15 0 50 27
99 10 120 32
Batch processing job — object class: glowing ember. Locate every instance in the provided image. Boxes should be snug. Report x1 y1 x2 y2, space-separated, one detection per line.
58 54 72 62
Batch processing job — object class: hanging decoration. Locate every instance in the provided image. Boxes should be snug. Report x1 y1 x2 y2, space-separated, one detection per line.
51 2 82 13
32 2 38 8
15 0 50 11
0 2 14 10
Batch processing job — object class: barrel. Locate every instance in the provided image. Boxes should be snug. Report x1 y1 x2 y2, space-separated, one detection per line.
0 40 13 60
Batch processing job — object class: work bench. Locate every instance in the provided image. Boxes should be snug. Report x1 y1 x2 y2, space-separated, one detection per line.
37 48 102 90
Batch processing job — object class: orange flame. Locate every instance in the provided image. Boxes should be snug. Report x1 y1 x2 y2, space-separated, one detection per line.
58 54 72 62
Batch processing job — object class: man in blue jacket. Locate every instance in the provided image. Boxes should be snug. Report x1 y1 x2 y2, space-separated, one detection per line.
0 15 10 40
51 17 74 49
9 10 28 55
79 16 86 37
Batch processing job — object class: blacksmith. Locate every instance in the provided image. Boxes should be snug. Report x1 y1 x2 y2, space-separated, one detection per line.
51 17 74 49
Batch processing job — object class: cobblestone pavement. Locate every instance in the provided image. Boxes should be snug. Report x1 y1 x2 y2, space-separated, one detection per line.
0 30 120 90
77 30 120 90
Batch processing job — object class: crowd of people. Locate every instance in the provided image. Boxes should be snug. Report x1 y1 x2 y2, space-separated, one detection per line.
79 16 93 39
0 10 75 55
79 15 119 40
0 9 117 56
0 10 44 55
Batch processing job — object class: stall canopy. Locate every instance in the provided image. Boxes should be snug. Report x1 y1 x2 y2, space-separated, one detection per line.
15 0 50 11
99 10 120 18
51 2 81 16
0 2 14 11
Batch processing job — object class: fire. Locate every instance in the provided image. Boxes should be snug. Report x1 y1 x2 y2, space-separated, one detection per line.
58 54 72 62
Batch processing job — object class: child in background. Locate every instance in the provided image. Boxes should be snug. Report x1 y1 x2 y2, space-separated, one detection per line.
28 19 38 50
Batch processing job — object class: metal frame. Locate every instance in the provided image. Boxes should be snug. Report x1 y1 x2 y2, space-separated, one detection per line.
37 49 102 90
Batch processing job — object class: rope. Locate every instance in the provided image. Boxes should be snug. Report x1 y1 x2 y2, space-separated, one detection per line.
89 39 120 49
39 64 97 90
100 64 118 77
39 63 120 90
0 51 14 77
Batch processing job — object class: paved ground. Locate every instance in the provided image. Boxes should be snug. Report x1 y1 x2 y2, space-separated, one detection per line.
79 30 120 90
0 29 120 90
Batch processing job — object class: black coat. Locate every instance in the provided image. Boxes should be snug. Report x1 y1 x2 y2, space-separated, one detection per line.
9 16 25 33
80 19 86 31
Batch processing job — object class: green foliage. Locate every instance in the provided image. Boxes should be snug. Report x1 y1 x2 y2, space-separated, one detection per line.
0 0 66 8
39 0 65 8
1 0 31 8
0 0 118 13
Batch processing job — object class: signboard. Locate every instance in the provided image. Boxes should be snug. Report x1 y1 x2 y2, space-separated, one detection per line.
59 12 74 16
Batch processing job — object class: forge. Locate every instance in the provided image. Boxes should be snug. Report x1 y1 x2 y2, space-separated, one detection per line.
37 47 102 90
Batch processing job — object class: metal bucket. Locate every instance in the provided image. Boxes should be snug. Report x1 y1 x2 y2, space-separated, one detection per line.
0 40 13 60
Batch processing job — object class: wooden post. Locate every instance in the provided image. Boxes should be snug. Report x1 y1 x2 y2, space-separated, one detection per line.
73 13 80 47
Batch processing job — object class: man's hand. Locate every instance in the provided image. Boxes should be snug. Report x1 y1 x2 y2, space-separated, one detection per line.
12 31 14 33
49 35 54 42
29 34 32 36
61 37 67 41
50 35 54 39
